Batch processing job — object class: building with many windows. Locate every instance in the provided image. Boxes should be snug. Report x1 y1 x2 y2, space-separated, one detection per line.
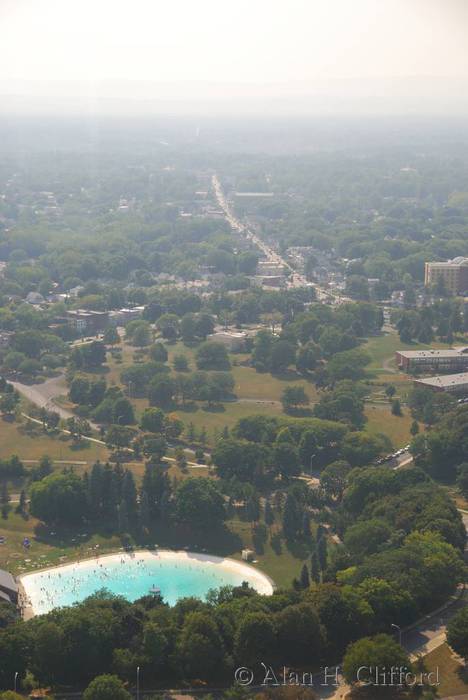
413 371 468 394
66 310 109 334
424 257 468 295
396 347 468 372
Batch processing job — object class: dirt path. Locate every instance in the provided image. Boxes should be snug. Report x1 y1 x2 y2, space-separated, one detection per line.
382 355 397 373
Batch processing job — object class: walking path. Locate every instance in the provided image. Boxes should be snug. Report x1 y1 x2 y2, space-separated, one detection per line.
22 412 206 470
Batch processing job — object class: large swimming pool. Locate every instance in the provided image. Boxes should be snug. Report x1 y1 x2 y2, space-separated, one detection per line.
19 550 274 616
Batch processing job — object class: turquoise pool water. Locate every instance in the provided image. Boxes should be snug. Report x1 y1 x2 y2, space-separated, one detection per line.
20 551 274 615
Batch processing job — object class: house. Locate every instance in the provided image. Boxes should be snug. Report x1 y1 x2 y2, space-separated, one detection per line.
26 291 45 305
0 569 18 604
0 331 13 349
68 285 84 298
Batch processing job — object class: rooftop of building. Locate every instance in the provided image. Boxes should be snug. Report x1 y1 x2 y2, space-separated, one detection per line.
66 309 109 317
0 568 18 594
415 372 468 388
397 347 468 359
426 257 468 267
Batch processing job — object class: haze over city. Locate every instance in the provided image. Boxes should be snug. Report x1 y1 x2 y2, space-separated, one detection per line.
2 2 468 699
1 0 468 115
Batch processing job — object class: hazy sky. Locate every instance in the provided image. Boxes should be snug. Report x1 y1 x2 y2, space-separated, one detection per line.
1 0 467 86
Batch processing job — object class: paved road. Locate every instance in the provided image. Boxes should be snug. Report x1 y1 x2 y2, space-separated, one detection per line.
225 397 282 407
10 374 72 420
212 174 350 302
404 587 467 658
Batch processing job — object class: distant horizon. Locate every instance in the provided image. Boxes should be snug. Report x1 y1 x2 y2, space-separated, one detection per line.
1 0 468 117
2 75 468 117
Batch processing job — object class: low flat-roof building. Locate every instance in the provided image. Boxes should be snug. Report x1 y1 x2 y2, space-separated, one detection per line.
252 275 285 288
256 260 285 276
396 347 468 372
414 372 468 394
0 569 18 604
209 330 248 352
108 306 145 326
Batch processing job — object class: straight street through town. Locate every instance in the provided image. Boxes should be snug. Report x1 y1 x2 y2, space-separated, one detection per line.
212 174 335 299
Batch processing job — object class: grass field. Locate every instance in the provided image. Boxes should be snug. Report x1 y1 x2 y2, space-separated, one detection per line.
103 340 316 442
364 404 415 447
363 333 441 373
364 330 468 372
0 416 109 463
0 505 305 588
422 643 468 698
0 511 125 577
102 335 426 446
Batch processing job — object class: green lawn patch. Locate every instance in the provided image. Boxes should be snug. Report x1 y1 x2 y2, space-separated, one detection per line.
0 416 109 463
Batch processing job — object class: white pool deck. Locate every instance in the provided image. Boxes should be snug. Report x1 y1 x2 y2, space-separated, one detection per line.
18 549 275 618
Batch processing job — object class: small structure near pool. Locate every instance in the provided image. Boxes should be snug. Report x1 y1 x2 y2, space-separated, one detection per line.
0 568 18 605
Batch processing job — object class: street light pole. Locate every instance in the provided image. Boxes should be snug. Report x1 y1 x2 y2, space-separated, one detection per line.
391 623 402 646
136 666 140 700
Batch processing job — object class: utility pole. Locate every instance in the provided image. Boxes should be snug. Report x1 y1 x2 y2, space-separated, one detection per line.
391 623 402 647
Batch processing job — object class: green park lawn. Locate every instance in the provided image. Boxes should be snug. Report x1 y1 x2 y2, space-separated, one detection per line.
0 506 305 589
173 400 283 443
363 330 468 374
103 340 314 442
228 516 317 588
363 331 448 373
364 404 415 448
0 511 125 577
102 336 422 447
0 415 109 464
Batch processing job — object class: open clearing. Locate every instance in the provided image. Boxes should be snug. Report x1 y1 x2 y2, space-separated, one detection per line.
364 404 414 447
423 642 468 698
0 416 109 463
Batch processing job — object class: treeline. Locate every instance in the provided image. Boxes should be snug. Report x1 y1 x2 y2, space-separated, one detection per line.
393 298 468 345
29 463 225 533
251 302 381 380
411 403 468 482
2 463 463 691
212 413 388 487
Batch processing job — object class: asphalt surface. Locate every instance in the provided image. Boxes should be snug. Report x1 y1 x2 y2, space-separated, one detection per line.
10 373 72 420
212 173 350 301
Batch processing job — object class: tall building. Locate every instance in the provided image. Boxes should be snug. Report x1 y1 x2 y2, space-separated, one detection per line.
424 257 468 294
